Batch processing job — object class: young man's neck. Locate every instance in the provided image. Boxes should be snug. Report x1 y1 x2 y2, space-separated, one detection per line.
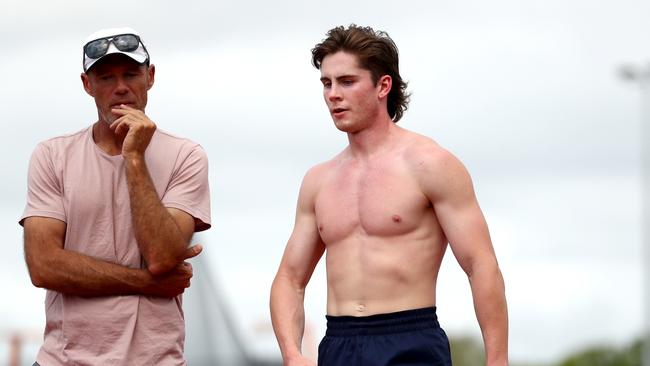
346 113 397 159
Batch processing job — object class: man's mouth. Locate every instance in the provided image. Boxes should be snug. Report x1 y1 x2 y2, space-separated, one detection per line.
332 108 347 116
111 102 134 109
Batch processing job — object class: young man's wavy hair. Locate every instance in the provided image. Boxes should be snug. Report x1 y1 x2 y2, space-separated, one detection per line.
311 24 410 122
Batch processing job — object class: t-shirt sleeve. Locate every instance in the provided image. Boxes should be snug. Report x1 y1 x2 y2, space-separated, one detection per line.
162 144 211 232
19 143 66 226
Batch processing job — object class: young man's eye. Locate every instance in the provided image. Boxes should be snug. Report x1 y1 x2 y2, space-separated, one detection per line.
342 79 354 85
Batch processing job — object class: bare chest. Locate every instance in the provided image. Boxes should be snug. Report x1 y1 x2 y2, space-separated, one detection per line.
314 160 430 243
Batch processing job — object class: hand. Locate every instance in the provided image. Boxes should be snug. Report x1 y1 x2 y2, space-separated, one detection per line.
144 244 203 297
110 104 156 158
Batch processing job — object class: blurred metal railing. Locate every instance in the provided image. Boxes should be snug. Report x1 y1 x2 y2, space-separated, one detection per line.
619 61 650 366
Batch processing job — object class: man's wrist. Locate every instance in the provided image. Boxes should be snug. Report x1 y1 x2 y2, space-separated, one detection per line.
283 348 305 362
123 152 146 166
486 356 509 366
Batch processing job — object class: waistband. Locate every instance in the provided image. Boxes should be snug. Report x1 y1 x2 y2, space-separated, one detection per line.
325 307 440 336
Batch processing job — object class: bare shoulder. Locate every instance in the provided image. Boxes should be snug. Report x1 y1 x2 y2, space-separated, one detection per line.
298 151 344 207
400 130 473 200
302 148 349 187
400 131 463 172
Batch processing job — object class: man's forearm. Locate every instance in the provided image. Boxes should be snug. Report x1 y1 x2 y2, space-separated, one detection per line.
270 274 308 361
469 263 509 365
28 246 155 297
124 155 188 275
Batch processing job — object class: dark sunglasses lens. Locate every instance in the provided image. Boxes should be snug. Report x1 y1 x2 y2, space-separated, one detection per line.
85 39 109 59
113 35 140 52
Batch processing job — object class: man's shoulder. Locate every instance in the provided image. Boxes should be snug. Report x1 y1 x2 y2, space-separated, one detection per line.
304 148 349 181
150 129 206 157
33 126 91 157
152 129 200 148
399 130 467 178
401 130 450 161
39 126 90 147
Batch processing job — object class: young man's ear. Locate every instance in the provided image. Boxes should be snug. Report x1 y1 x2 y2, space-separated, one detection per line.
80 72 94 97
377 75 392 99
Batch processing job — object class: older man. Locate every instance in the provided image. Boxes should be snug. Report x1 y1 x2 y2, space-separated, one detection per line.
21 27 211 365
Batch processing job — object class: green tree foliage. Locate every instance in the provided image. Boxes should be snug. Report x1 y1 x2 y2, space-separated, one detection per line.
450 336 485 366
557 339 642 366
447 336 643 366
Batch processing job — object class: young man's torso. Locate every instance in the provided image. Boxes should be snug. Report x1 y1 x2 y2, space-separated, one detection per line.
309 127 451 316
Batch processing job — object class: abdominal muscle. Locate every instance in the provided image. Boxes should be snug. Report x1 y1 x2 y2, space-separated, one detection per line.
323 220 447 316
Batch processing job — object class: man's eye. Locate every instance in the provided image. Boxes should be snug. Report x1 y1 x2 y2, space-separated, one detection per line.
342 79 354 85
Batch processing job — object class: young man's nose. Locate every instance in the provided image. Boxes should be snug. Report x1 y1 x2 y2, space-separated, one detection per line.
327 83 343 101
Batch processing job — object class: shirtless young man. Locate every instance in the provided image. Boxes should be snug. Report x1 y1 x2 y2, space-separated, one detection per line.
270 25 508 366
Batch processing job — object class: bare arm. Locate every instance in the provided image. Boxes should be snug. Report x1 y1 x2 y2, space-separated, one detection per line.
23 216 200 297
420 149 508 366
270 169 325 366
112 105 196 275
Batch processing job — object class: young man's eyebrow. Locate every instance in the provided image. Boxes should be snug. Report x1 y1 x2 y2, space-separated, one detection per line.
320 74 358 82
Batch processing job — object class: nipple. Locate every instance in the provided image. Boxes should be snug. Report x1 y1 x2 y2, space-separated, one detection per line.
391 215 402 223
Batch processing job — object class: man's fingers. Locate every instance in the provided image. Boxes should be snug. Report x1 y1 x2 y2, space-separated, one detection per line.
110 107 129 116
109 115 132 133
111 104 138 114
118 104 137 111
182 244 203 260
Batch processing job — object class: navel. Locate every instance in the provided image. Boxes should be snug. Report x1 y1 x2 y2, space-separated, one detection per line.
355 304 366 313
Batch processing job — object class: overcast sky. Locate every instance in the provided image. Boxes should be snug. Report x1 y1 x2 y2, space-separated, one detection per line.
1 0 649 363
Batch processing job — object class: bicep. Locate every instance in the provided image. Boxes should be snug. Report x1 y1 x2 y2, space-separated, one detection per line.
424 153 495 273
436 197 494 273
278 212 325 288
23 216 66 271
166 207 196 244
277 168 326 287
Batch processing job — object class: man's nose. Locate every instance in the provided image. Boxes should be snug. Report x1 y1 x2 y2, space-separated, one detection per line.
114 77 129 94
327 83 342 102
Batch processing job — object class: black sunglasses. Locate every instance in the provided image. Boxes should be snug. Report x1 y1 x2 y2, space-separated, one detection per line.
83 33 149 60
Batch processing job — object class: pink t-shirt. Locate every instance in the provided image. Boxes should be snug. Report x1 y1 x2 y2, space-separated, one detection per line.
20 126 211 365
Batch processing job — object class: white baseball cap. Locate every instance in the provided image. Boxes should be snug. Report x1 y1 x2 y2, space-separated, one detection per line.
82 27 150 72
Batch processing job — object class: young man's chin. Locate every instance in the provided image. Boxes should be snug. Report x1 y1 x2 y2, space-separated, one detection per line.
334 120 366 134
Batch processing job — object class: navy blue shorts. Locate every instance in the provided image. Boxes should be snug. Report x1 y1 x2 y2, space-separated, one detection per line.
318 307 452 366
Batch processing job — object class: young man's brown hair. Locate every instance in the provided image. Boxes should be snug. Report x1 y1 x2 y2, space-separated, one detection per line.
311 24 410 122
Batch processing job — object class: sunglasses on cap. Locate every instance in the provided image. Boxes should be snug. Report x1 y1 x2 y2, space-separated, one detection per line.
83 33 149 60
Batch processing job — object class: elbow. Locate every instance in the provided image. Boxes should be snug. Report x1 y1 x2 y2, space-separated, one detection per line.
25 254 48 288
147 260 177 276
144 250 182 276
144 241 189 276
30 274 45 288
465 259 503 283
26 264 48 289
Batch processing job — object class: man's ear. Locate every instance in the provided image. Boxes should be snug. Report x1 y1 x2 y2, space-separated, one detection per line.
147 64 155 90
377 74 392 99
81 72 94 97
